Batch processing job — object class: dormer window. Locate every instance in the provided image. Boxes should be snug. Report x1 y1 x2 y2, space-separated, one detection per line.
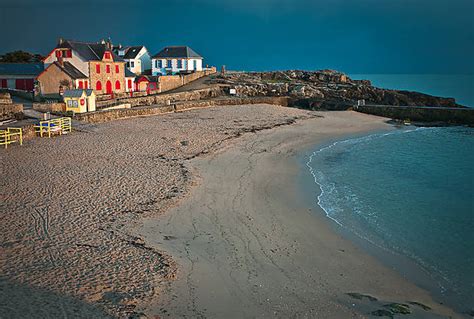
55 49 72 59
104 52 111 59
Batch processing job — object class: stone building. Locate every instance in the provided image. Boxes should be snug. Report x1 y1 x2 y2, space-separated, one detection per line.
40 38 127 96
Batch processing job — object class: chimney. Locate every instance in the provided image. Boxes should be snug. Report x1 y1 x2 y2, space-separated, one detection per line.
58 37 64 45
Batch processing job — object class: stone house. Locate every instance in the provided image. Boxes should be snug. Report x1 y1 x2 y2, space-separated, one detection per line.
40 38 127 96
114 45 151 75
151 46 203 76
37 61 88 97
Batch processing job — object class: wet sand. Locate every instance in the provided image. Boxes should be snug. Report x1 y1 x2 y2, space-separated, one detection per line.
139 111 461 318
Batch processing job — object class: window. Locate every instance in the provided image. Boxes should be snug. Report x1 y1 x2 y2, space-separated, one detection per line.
104 52 111 59
96 64 101 74
115 80 121 90
64 50 72 58
55 50 61 58
96 81 102 90
127 79 132 89
106 65 111 73
126 62 130 68
157 60 162 68
177 59 183 68
84 80 88 88
167 59 172 68
183 59 187 69
78 81 83 89
115 65 119 73
130 61 135 67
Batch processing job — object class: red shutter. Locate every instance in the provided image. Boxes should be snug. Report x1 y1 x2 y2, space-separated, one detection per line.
66 50 72 58
78 81 83 89
55 50 61 58
127 79 132 89
96 81 102 90
96 64 101 73
84 80 88 88
0 79 7 88
25 79 34 91
106 65 110 73
15 79 25 90
115 65 119 73
115 80 121 90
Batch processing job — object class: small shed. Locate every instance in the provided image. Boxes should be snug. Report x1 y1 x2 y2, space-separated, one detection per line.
135 75 159 94
63 89 96 113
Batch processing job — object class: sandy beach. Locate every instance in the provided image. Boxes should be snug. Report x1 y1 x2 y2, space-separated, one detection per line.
0 104 463 318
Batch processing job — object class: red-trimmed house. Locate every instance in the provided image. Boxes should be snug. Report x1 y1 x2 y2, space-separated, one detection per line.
0 63 44 91
39 38 127 97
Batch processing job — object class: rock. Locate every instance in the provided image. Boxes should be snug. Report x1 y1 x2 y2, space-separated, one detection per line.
383 303 411 314
346 292 378 302
408 301 431 311
211 70 465 108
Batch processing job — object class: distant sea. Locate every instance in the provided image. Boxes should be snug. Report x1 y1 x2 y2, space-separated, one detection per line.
305 74 474 313
350 74 474 107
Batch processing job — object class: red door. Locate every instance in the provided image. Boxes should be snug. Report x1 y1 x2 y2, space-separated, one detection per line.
0 79 7 88
106 81 112 94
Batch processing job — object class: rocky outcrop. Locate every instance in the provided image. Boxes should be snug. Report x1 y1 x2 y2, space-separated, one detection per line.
211 70 465 109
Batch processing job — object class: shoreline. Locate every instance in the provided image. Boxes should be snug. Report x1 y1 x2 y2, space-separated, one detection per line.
138 111 462 318
297 129 468 315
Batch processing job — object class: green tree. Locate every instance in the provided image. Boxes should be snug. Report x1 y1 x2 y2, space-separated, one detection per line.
0 50 44 63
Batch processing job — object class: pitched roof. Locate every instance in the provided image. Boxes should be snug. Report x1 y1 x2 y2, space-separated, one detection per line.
54 61 88 79
63 89 93 97
123 46 144 59
152 46 202 59
58 40 123 62
0 63 44 76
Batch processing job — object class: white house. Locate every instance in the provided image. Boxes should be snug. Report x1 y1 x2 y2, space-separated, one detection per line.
115 45 151 75
151 46 203 76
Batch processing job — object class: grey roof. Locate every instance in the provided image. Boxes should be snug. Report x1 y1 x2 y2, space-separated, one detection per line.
0 63 44 76
152 46 202 59
58 40 123 62
124 68 136 78
55 61 87 79
63 89 93 97
123 46 144 59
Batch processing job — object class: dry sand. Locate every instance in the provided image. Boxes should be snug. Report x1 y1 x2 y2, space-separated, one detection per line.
0 104 315 318
0 104 462 318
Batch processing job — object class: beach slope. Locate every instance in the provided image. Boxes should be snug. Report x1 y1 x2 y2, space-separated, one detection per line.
140 111 460 318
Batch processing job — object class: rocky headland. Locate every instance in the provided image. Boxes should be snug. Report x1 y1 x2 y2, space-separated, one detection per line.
209 70 466 110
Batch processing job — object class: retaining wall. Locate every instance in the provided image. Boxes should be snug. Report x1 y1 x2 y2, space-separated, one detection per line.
0 103 23 121
75 96 288 124
32 102 66 113
96 87 225 108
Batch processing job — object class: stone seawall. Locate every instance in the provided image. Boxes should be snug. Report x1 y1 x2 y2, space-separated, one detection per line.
356 105 474 125
76 97 288 124
96 87 225 108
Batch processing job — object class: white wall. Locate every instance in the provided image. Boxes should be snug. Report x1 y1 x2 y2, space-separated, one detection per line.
151 58 203 75
44 49 89 77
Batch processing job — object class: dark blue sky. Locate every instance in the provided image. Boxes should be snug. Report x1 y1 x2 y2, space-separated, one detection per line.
1 0 473 73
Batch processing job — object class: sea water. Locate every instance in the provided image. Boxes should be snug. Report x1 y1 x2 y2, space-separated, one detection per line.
306 126 474 312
